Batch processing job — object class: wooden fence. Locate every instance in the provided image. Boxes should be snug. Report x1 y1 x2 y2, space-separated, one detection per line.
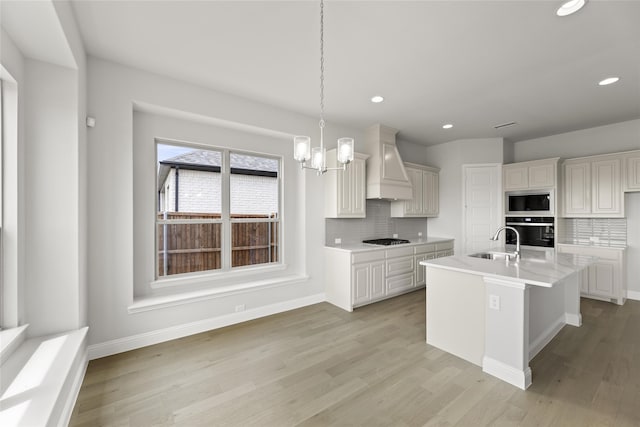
157 212 278 276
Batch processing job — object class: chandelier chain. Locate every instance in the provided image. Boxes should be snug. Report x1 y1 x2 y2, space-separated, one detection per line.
319 0 325 128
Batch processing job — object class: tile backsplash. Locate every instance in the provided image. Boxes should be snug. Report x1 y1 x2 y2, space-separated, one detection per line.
325 199 428 245
559 217 627 247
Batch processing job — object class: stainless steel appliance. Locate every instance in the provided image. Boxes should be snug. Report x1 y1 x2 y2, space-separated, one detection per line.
505 190 554 215
505 217 555 248
362 238 410 246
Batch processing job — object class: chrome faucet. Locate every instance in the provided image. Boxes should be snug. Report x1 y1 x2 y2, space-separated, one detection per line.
490 226 521 260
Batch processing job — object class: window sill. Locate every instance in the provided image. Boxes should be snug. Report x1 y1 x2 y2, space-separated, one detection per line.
150 263 288 289
0 324 29 365
130 273 308 314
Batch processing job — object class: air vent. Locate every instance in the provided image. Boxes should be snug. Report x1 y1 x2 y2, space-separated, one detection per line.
493 121 517 129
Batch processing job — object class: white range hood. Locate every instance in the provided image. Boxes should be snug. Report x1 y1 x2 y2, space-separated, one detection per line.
362 124 413 200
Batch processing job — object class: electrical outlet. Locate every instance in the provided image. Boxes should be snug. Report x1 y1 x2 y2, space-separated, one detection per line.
589 236 600 243
235 304 245 312
393 233 398 238
489 295 500 311
334 238 342 245
418 232 423 237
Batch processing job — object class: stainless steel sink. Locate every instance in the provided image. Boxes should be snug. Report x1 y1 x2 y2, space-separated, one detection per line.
468 252 514 261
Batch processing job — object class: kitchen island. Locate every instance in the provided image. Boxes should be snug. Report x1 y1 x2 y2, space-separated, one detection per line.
420 248 595 390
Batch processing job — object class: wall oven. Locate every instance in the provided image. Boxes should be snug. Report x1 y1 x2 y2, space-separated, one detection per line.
505 190 554 215
505 216 555 248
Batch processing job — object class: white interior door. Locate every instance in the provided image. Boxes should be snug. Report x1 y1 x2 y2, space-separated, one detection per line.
463 165 502 254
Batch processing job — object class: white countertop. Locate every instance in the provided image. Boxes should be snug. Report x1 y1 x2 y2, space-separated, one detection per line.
420 247 596 288
324 237 454 253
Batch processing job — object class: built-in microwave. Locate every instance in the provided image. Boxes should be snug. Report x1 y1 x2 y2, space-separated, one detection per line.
505 190 554 215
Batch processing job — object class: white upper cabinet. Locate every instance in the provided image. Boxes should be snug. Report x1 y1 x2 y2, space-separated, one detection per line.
324 151 369 218
591 158 621 215
503 165 529 190
503 158 558 191
563 161 591 215
562 154 623 218
623 150 640 192
390 163 440 217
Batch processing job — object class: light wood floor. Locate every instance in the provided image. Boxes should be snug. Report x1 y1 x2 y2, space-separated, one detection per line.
70 291 640 426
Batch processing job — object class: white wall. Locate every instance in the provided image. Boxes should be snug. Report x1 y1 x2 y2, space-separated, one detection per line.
24 59 82 337
514 119 640 295
1 2 87 336
0 29 26 328
397 138 430 166
53 0 89 330
424 138 506 254
87 57 362 347
512 119 640 162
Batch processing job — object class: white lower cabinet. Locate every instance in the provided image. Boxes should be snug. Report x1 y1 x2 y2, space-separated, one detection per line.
557 244 626 305
325 240 454 311
386 246 416 295
352 260 385 306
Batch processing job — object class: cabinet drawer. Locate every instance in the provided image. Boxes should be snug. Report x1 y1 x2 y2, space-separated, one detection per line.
386 272 414 293
352 250 385 264
414 244 436 254
436 241 454 251
385 246 414 258
386 256 414 276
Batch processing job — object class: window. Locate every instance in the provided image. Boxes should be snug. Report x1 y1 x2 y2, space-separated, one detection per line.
156 142 280 278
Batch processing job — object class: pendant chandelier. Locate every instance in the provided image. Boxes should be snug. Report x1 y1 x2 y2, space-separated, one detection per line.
293 0 354 174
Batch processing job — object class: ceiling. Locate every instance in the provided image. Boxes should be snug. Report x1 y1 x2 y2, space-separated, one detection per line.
70 0 640 146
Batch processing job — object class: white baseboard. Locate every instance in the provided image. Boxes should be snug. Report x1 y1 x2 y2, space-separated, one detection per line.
529 315 565 361
482 356 532 390
627 290 640 301
565 312 582 327
88 293 326 360
57 348 88 427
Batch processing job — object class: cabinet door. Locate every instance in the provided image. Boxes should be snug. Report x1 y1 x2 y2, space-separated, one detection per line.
415 252 436 286
415 254 427 286
588 261 616 298
432 173 439 216
423 171 439 216
402 168 422 214
352 264 370 306
563 162 591 216
371 261 386 299
579 267 589 294
529 163 555 188
351 157 366 216
337 163 353 215
625 154 640 191
503 165 529 191
592 158 622 216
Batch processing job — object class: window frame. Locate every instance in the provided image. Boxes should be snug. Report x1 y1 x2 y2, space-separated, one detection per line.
154 139 282 282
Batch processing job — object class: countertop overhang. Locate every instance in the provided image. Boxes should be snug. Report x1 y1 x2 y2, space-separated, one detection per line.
420 247 596 287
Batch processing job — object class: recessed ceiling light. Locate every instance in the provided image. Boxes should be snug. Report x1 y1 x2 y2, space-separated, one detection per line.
598 77 620 86
442 124 453 129
371 95 384 103
556 0 586 17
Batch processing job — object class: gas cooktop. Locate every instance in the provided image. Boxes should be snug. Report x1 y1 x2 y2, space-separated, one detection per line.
362 238 411 246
